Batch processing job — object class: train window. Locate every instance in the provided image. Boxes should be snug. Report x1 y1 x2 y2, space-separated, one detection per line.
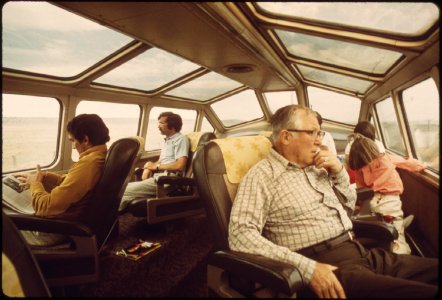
375 97 406 155
94 48 200 91
146 107 197 151
402 78 439 172
201 117 215 133
165 72 243 101
307 86 360 125
2 94 61 173
275 30 402 75
256 2 439 36
264 91 298 113
74 101 141 161
211 90 263 127
2 2 132 77
298 66 374 95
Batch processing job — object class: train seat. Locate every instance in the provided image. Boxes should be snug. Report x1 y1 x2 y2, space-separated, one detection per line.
5 136 141 288
125 131 216 224
193 135 304 297
2 212 51 297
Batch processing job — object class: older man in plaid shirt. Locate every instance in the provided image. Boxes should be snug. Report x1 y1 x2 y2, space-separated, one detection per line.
228 105 438 298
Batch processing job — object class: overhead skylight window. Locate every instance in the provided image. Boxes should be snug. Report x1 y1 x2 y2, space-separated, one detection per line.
94 48 201 91
274 30 402 75
256 2 439 36
2 1 132 77
211 90 263 127
297 65 374 94
165 72 243 101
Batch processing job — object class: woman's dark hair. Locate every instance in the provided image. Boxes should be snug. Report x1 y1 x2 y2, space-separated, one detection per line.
67 114 110 145
348 134 381 170
158 112 183 132
354 121 376 140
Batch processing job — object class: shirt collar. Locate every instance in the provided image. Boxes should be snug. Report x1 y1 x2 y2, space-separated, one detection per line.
164 132 181 141
79 144 107 159
268 148 298 178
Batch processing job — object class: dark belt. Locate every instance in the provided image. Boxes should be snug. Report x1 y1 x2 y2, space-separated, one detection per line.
297 231 354 257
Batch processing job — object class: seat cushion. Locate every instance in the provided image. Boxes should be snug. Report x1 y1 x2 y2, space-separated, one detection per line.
187 132 206 152
213 136 272 184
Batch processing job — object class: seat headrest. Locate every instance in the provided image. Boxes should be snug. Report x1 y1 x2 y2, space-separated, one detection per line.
132 136 145 155
258 130 272 137
212 135 272 184
187 132 216 152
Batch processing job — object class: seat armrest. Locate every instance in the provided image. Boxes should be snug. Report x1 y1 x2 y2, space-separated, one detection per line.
209 250 304 296
125 198 147 217
5 211 93 237
156 176 195 186
356 187 374 201
352 216 398 241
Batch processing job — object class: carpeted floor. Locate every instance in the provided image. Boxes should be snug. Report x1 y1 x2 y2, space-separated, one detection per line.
70 212 214 297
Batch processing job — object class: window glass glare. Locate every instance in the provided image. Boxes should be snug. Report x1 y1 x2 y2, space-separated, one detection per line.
211 90 263 127
2 1 132 77
74 101 141 161
201 117 215 133
94 48 201 91
275 30 402 75
402 78 439 172
146 107 197 151
165 72 243 101
298 65 374 94
2 94 60 172
265 91 298 113
307 86 360 125
375 97 406 155
257 3 439 36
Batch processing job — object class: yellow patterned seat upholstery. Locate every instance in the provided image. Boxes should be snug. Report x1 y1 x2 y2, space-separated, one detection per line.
212 136 272 201
214 135 272 184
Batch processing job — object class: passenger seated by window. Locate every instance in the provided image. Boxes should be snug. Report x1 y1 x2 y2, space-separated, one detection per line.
119 112 190 212
229 105 438 298
348 134 426 255
15 114 109 246
314 111 337 155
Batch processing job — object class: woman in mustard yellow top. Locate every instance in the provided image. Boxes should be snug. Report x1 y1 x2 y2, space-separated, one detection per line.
16 114 109 246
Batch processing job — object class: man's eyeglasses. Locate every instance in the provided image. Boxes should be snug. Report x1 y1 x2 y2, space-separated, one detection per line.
286 129 326 139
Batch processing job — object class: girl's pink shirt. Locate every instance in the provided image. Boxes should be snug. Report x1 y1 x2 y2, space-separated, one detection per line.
355 154 426 195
